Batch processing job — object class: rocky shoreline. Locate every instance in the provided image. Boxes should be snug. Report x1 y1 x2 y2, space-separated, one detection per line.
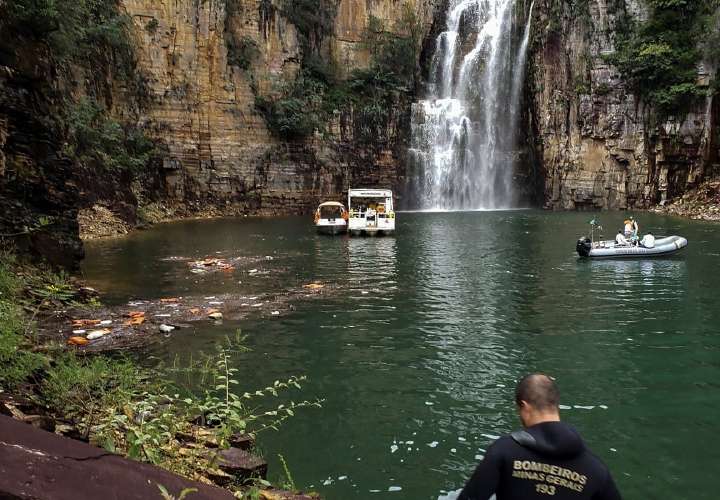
650 178 720 222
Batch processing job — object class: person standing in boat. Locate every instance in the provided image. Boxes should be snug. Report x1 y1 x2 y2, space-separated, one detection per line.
457 374 621 500
623 217 639 238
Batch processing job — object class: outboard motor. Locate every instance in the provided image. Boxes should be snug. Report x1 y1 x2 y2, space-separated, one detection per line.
576 237 592 257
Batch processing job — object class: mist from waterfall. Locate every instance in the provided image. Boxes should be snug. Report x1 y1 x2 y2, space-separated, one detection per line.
408 0 534 210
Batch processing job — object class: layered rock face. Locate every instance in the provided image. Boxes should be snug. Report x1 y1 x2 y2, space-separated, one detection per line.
529 0 719 210
122 0 439 214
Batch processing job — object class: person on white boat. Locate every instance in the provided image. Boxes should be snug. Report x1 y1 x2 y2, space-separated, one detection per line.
615 231 629 246
640 233 655 248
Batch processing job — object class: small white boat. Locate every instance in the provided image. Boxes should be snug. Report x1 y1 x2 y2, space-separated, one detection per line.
314 201 348 235
347 189 395 236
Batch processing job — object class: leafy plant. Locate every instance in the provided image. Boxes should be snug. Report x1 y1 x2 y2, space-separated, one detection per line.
607 0 717 117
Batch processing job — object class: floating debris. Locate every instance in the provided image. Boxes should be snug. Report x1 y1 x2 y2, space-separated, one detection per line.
208 312 223 320
86 329 111 340
271 311 280 316
303 283 324 290
159 324 175 333
67 336 89 346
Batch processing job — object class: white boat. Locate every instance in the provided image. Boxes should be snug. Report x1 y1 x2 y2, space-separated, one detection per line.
347 189 396 236
577 235 688 258
314 201 348 235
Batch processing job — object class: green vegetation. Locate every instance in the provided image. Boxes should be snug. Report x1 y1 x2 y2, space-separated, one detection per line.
258 3 422 142
0 254 45 389
226 35 260 70
62 98 155 173
145 18 159 35
0 250 320 494
0 0 156 175
608 0 718 117
279 0 337 52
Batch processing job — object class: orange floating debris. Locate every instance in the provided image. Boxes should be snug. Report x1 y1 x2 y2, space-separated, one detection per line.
67 336 89 346
160 298 179 303
189 308 201 315
124 316 145 326
206 308 220 315
303 283 324 290
126 311 145 318
71 319 101 327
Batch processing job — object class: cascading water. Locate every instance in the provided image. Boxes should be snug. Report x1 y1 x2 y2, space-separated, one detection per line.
408 0 534 210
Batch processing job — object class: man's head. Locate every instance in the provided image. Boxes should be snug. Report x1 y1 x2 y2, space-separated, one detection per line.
515 374 561 428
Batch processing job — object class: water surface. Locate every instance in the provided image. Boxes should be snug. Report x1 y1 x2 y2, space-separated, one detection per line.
83 211 720 499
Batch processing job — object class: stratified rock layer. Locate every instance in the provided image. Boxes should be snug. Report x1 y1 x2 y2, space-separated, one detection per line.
530 0 719 210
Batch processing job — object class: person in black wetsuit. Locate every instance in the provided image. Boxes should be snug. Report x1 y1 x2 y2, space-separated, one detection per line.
458 374 621 500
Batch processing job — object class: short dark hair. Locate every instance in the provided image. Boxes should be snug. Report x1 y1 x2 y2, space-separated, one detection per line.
515 374 560 411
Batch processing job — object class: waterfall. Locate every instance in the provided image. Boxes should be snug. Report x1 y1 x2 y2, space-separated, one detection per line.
408 0 535 210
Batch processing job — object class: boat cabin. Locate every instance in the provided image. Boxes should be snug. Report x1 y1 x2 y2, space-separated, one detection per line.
314 201 348 235
347 189 395 236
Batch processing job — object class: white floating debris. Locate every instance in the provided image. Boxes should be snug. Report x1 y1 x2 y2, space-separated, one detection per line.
265 256 273 260
406 440 414 445
559 404 572 410
72 329 86 335
154 314 172 317
208 312 223 320
425 401 434 406
390 445 399 453
204 296 216 300
427 441 438 448
208 301 223 305
159 324 175 333
610 448 617 452
388 486 402 492
573 405 595 410
86 330 109 340
271 311 280 316
338 476 347 481
249 269 258 274
99 320 112 326
450 448 457 453
599 405 608 409
252 303 263 307
475 454 483 460
322 479 333 486
369 490 381 493
241 303 249 306
458 437 466 442
361 291 369 295
480 433 500 440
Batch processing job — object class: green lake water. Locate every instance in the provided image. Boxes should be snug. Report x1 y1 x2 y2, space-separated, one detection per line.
82 211 720 499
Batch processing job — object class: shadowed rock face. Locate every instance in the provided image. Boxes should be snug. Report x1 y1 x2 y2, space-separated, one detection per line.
0 61 84 269
0 414 235 500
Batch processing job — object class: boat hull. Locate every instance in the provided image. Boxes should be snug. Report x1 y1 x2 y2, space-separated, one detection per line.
577 236 688 258
316 222 347 235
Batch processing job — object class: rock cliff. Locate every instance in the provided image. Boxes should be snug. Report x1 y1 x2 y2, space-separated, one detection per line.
122 0 440 214
529 0 719 210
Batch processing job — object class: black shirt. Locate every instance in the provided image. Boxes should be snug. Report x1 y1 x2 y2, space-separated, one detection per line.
458 421 621 500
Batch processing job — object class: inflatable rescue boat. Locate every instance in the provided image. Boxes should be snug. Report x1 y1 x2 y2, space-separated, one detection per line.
576 235 688 258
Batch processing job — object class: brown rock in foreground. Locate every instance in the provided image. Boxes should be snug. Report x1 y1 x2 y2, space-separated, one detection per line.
0 414 234 500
